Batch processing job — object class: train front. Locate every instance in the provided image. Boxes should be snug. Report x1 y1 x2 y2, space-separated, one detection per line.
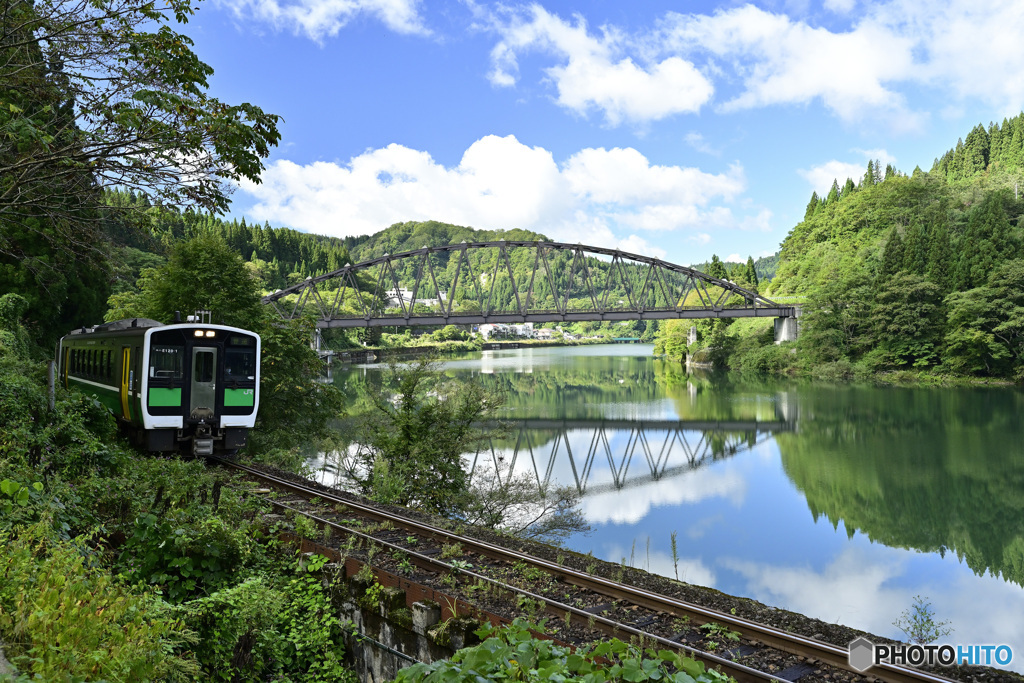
143 324 261 456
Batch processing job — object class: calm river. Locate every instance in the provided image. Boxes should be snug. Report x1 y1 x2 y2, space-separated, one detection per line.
315 344 1024 669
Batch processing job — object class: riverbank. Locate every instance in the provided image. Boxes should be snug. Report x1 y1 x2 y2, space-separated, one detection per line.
655 316 1020 387
327 336 633 364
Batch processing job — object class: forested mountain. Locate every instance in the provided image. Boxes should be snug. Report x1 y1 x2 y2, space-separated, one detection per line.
104 190 355 291
660 111 1024 381
690 254 776 285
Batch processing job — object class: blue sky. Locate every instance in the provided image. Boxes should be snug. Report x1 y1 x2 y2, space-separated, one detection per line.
183 0 1024 266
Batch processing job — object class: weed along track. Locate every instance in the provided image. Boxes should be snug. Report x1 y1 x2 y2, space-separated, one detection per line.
213 458 960 683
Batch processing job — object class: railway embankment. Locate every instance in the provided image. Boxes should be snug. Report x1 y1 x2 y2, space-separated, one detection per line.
232 459 1022 683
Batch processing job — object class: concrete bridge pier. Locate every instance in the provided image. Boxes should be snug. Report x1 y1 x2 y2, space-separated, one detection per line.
774 307 801 344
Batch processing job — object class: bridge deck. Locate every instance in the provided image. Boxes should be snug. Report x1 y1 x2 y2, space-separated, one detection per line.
318 306 797 328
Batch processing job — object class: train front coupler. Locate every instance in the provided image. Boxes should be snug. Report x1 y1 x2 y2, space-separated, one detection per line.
192 420 215 456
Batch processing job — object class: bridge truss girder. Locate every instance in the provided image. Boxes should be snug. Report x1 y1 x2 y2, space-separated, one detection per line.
261 240 795 328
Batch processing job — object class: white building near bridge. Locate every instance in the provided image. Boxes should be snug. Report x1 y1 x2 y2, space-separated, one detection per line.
479 323 535 340
386 287 448 308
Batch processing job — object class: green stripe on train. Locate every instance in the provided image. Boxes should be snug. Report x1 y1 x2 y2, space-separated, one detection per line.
95 392 122 415
224 388 255 407
68 378 121 414
148 387 182 407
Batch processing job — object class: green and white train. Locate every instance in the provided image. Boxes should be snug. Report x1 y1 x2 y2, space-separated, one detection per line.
57 318 261 456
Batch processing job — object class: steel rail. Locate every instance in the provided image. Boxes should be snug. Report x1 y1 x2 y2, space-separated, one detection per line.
219 459 955 683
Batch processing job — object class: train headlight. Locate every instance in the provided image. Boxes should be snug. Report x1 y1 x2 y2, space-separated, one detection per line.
205 331 216 338
194 330 203 337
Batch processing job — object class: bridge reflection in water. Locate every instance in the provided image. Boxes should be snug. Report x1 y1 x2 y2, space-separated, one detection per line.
309 417 795 495
467 418 795 496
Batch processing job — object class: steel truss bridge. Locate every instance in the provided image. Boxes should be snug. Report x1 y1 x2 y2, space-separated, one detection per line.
467 418 793 496
262 241 795 328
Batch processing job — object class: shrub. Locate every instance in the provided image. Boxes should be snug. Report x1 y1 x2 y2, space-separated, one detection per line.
395 618 733 683
734 344 792 375
0 530 198 681
171 563 353 682
118 512 250 603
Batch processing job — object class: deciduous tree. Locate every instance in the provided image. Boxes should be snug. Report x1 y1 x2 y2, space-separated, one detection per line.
1 0 281 222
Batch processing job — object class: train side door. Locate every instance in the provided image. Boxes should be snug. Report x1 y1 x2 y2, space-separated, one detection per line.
189 347 217 419
120 346 132 420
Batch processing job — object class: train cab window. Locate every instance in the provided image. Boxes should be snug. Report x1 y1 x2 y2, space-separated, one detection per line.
224 348 256 382
149 346 184 381
194 351 215 383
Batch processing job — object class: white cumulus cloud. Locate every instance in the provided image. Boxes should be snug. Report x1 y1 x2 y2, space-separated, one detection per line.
824 0 857 15
725 544 1024 664
798 160 867 196
481 1 1024 129
215 0 428 41
240 135 758 254
579 467 747 525
660 5 917 126
488 5 713 125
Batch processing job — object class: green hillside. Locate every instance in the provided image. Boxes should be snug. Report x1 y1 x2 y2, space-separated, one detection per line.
658 113 1024 381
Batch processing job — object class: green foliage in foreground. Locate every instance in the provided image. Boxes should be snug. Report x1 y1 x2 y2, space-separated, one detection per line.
1 294 353 681
395 619 733 683
167 561 352 682
0 529 198 682
1 454 355 681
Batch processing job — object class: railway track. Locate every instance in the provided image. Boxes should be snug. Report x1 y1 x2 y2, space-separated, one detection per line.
212 457 956 683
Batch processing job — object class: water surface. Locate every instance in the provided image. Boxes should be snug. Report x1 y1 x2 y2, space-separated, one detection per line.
319 345 1024 669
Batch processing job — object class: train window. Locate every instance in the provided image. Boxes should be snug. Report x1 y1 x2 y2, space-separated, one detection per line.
149 345 184 380
87 350 93 377
225 348 256 381
106 350 112 379
194 351 215 383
